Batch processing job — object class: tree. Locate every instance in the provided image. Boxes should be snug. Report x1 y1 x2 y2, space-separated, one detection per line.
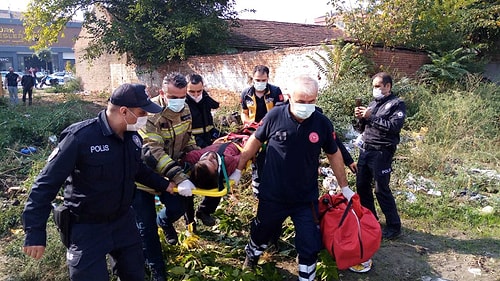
23 0 239 66
457 0 500 52
35 48 52 73
329 0 500 54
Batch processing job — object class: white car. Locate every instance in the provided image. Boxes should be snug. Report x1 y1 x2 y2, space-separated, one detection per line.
43 71 75 86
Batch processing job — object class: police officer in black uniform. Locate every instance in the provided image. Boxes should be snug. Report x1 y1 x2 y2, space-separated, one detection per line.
22 83 174 281
354 72 406 240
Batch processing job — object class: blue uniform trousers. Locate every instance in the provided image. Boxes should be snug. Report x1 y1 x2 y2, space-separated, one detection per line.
356 147 401 229
67 208 144 281
132 189 185 279
251 199 322 266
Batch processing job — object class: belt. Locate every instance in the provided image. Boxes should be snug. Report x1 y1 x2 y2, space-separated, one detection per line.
362 143 395 151
71 209 127 224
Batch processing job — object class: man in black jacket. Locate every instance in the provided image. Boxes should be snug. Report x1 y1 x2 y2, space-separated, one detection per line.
354 72 406 240
21 70 36 106
22 83 172 281
184 73 222 229
185 73 221 148
4 67 20 105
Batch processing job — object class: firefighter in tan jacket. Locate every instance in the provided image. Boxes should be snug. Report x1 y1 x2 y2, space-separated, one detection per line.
133 73 199 281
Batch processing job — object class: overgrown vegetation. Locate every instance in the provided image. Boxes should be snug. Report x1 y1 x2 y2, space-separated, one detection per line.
0 73 498 280
23 0 240 66
329 0 500 54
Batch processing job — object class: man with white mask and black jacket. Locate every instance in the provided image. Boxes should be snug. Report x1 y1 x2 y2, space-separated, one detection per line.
354 72 406 241
186 73 221 148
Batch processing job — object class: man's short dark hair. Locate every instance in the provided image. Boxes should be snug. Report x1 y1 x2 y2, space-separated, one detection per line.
163 72 187 88
187 73 204 85
253 65 270 76
190 161 218 189
372 72 393 88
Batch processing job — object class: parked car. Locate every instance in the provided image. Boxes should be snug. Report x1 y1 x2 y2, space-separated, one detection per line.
45 71 74 85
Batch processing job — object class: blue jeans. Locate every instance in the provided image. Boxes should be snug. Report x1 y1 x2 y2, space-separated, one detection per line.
132 190 186 280
7 86 18 105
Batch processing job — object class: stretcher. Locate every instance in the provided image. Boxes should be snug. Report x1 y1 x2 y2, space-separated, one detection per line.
172 180 234 197
173 152 234 197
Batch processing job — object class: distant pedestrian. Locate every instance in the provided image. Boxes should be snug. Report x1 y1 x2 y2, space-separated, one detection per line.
4 67 20 105
21 70 36 106
0 75 4 98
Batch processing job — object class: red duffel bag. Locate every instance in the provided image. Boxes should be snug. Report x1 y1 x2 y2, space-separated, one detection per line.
318 193 382 270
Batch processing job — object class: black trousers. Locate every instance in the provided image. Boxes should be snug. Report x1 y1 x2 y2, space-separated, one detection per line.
185 196 221 224
356 147 401 229
22 87 33 105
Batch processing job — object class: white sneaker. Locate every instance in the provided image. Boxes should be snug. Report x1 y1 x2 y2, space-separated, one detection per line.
349 259 373 273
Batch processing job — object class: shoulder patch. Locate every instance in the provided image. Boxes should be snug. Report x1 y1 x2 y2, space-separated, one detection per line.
47 147 60 162
132 135 142 148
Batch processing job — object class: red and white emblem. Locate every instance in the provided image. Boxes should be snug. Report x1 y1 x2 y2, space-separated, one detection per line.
309 132 319 143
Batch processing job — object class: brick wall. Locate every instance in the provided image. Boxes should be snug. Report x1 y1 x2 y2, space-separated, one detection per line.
368 48 431 79
74 39 430 95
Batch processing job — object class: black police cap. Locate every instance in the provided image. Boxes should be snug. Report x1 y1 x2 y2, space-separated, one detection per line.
110 83 162 113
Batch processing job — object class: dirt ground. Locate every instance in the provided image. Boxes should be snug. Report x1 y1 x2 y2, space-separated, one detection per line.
274 224 500 281
1 91 498 281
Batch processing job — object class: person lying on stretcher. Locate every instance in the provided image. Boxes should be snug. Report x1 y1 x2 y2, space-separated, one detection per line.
181 140 243 191
173 137 245 230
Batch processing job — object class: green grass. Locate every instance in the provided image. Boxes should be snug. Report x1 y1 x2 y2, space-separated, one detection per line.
0 76 498 280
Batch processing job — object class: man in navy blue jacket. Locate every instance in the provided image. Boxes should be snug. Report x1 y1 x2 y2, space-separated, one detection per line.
354 72 406 240
22 83 173 281
230 75 352 281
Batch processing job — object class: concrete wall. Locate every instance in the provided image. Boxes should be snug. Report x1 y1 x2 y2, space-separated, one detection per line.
74 40 430 95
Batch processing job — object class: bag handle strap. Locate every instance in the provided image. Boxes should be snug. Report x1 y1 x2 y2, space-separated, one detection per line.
338 198 354 228
318 194 348 221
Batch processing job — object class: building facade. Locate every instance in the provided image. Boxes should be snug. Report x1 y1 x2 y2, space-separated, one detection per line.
0 9 81 73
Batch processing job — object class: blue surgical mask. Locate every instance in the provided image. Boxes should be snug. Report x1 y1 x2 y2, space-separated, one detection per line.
166 98 185 112
292 103 316 119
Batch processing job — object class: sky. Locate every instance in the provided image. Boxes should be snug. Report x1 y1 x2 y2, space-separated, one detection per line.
0 0 332 24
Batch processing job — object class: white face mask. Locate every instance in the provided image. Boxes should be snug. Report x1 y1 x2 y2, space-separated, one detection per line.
372 88 384 99
190 94 203 103
125 110 149 131
166 98 185 112
291 103 316 120
253 81 267 92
